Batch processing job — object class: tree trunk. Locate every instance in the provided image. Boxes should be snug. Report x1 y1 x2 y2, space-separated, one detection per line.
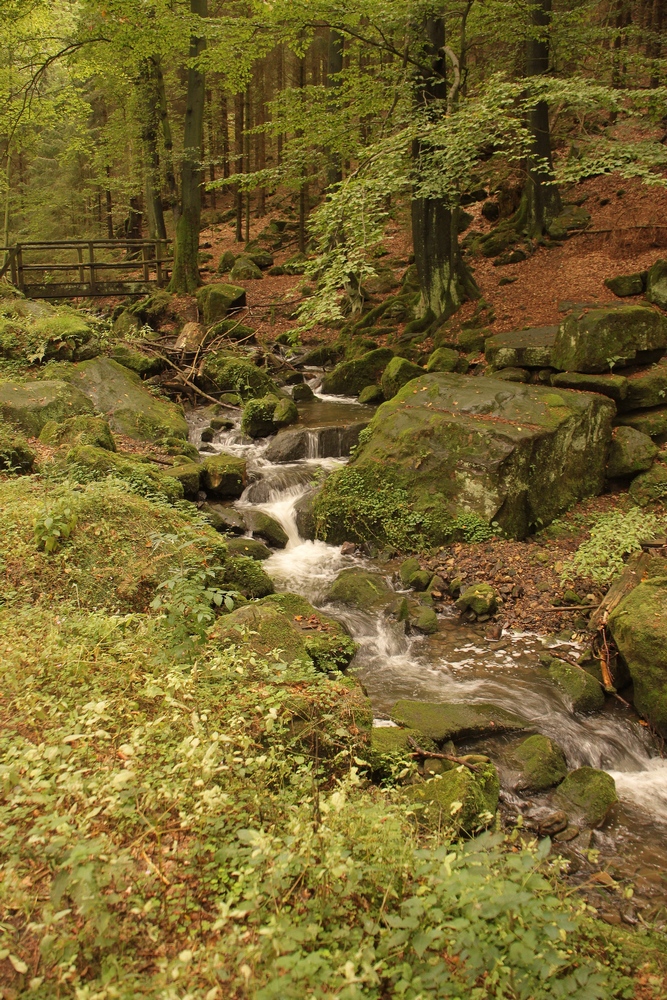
169 0 207 294
221 94 230 178
155 57 179 226
105 166 114 239
326 29 344 187
234 91 244 242
411 17 478 320
207 89 216 209
516 0 562 236
139 58 167 241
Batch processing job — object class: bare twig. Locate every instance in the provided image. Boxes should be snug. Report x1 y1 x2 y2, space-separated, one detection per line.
407 737 482 771
140 349 240 409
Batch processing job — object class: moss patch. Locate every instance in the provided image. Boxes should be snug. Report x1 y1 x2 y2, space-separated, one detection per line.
556 767 618 827
391 700 528 743
510 734 567 791
405 763 500 832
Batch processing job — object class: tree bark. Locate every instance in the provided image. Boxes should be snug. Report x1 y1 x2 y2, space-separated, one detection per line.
326 29 343 187
138 58 167 241
169 0 207 293
411 17 478 320
516 0 562 236
155 57 179 226
234 91 244 242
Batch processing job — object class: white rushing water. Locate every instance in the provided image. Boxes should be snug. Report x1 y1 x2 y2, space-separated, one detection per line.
188 397 667 837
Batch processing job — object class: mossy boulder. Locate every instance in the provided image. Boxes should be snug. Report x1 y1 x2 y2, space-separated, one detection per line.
108 344 164 378
490 367 530 383
408 569 432 592
39 415 116 452
619 365 667 411
551 371 629 402
327 374 614 541
646 259 667 310
0 302 99 363
556 767 618 827
605 273 646 297
456 583 498 616
321 348 393 397
606 426 658 478
399 557 421 586
64 358 188 442
229 256 263 281
510 734 567 792
368 727 438 780
615 405 667 438
551 305 667 373
208 318 255 342
210 592 356 671
381 356 425 399
201 453 246 498
412 606 438 634
163 462 202 499
426 347 465 373
543 656 605 713
628 461 667 505
195 283 247 324
217 250 236 273
221 555 275 599
241 395 298 438
390 700 528 743
358 384 385 404
405 764 500 831
326 567 392 610
292 382 315 402
225 537 271 560
485 326 558 369
608 577 667 735
65 445 184 503
0 422 35 473
243 510 289 548
0 379 94 436
246 249 274 270
202 353 277 401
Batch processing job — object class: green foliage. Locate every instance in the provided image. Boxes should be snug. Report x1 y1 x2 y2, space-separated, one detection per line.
452 510 499 543
33 503 77 553
562 507 666 584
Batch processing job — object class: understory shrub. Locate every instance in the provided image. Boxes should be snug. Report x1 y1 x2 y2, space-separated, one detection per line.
562 507 666 585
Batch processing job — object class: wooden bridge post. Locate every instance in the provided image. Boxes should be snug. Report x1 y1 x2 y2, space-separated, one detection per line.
88 241 96 293
16 246 24 292
142 242 150 282
9 248 17 287
77 245 85 284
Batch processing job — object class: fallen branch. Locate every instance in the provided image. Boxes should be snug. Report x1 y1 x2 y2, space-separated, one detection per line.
407 737 482 771
139 349 240 409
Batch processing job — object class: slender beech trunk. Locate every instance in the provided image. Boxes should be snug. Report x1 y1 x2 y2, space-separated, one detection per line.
234 91 244 241
256 60 266 215
207 89 216 209
139 58 167 241
326 29 344 188
244 84 251 242
221 94 230 178
105 167 114 239
298 54 307 253
169 0 207 293
411 18 478 320
515 0 562 236
155 58 179 226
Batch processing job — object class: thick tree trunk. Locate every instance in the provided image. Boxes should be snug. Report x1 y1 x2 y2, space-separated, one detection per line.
169 0 207 294
326 29 344 188
411 17 478 319
517 0 562 236
139 58 167 241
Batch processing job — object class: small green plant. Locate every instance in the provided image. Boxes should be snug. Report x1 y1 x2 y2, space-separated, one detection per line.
562 507 665 584
453 510 499 543
33 504 77 553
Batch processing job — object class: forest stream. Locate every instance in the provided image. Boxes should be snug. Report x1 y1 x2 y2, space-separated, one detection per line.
189 386 667 925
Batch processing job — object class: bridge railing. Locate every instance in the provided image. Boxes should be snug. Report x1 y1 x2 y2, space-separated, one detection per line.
0 239 173 298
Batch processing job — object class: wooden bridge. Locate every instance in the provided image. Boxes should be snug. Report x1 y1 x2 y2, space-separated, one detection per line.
0 238 173 298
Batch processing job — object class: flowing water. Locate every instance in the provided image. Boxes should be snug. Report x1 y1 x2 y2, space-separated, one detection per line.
188 390 667 918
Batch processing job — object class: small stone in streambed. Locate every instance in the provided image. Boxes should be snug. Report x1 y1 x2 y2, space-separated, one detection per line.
200 426 215 442
556 767 618 827
408 570 432 592
399 558 421 586
326 567 393 610
225 537 272 561
411 607 438 634
243 509 289 548
358 384 385 405
210 416 234 431
456 583 498 616
553 825 580 842
510 734 568 792
292 382 315 402
340 541 357 555
202 503 247 535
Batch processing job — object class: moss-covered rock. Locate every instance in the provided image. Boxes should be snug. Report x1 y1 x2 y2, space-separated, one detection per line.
66 445 184 503
550 371 629 402
408 569 432 592
0 421 35 473
456 582 498 615
552 305 667 373
544 656 605 713
217 250 236 273
0 302 99 363
321 348 394 396
606 426 658 478
0 379 94 436
367 727 438 780
292 383 315 402
608 577 667 735
358 384 385 404
320 374 615 542
208 318 255 342
412 606 438 634
510 734 567 792
202 353 276 401
399 557 421 586
195 283 246 324
221 555 274 599
426 347 465 373
646 259 667 310
241 395 297 438
628 461 667 505
108 344 164 378
225 537 271 560
163 462 202 499
615 405 667 438
210 592 356 671
485 326 558 369
604 273 646 297
229 256 263 281
201 453 246 498
64 358 188 442
326 567 392 610
243 509 289 548
274 396 299 427
39 415 116 452
380 356 425 399
490 367 530 383
390 700 528 743
619 365 667 411
556 767 618 827
405 764 500 831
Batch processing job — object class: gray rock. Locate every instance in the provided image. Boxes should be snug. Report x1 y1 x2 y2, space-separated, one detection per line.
390 700 529 742
485 326 558 369
552 305 667 373
606 426 658 478
646 259 667 310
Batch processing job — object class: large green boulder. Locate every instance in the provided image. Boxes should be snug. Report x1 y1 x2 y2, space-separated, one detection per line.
629 461 667 505
543 655 605 713
229 256 263 281
0 379 93 436
510 734 567 792
65 445 183 503
485 326 558 369
201 353 277 401
326 567 392 610
615 405 667 438
556 767 618 827
0 421 35 473
619 364 667 411
606 426 658 478
64 358 188 442
605 272 646 297
550 371 629 402
646 259 667 310
608 577 667 735
243 509 289 548
195 283 247 324
368 727 438 780
210 592 357 672
333 373 615 541
390 700 528 743
221 555 275 599
162 462 202 499
108 344 164 378
0 302 99 362
201 453 246 498
380 356 425 399
39 415 116 452
321 348 394 396
225 537 271 561
551 305 667 373
426 347 462 373
405 764 500 831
